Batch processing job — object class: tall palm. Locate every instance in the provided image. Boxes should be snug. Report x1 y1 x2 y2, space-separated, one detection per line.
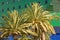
22 3 60 40
0 10 38 40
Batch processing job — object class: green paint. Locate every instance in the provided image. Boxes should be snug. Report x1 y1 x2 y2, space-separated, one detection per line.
0 0 60 26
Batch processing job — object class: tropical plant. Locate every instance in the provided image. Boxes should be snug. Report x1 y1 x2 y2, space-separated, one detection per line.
21 3 60 40
0 3 60 40
0 10 38 40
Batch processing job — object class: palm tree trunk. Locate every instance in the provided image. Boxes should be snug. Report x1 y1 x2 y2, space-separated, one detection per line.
14 34 18 40
41 32 45 40
14 36 18 40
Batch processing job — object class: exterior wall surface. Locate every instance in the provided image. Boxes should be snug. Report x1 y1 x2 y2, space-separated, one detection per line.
1 0 60 26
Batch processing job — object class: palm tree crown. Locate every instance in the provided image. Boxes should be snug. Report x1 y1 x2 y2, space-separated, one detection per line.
22 3 60 40
0 10 37 40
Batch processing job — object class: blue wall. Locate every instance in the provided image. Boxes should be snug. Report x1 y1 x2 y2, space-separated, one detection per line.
51 33 60 40
50 27 60 40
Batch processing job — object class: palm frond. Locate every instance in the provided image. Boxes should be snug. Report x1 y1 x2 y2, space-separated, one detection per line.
21 3 60 40
0 10 31 39
26 29 38 36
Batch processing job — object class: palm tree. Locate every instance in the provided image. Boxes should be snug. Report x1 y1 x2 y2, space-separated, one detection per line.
21 3 60 40
0 10 38 40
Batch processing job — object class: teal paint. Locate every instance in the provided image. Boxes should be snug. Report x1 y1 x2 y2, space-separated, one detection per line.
0 0 60 26
0 0 51 13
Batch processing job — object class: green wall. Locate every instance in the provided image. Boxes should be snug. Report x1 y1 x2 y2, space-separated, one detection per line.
0 0 60 26
50 12 60 26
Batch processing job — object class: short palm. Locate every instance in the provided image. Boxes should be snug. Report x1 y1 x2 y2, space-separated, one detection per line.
0 10 37 40
22 3 59 40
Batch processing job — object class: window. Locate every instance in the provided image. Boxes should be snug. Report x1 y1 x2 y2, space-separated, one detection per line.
25 4 27 8
38 1 40 4
18 5 21 9
7 8 10 11
2 9 4 12
2 2 4 5
13 6 15 10
45 0 48 4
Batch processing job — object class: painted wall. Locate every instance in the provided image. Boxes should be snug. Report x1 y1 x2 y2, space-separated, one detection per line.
0 0 60 26
51 33 60 40
0 0 60 40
